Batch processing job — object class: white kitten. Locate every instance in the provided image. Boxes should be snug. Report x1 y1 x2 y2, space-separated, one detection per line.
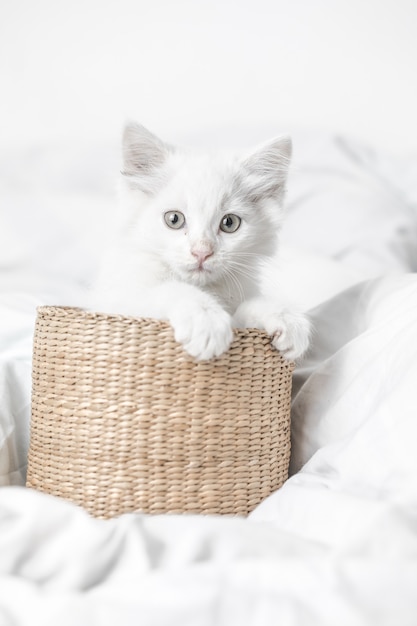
90 123 310 361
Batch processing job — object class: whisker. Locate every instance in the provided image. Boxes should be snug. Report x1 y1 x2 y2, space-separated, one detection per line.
226 261 260 282
223 267 245 303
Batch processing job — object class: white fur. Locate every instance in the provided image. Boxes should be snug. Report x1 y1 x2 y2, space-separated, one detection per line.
90 123 310 361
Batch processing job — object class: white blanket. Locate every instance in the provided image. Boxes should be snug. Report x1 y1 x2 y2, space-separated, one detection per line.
1 133 417 624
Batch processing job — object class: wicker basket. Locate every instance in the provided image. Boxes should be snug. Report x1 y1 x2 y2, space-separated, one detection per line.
26 306 294 518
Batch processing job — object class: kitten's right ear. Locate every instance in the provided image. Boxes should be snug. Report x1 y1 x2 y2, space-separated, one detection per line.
240 136 292 203
122 122 171 193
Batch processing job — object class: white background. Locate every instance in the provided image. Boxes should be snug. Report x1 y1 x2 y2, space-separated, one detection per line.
1 0 417 155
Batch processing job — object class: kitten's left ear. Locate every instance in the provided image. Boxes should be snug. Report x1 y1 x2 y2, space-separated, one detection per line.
122 122 173 194
240 136 292 202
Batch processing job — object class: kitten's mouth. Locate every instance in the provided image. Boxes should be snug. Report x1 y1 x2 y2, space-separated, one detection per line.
191 266 211 278
189 259 213 273
185 263 215 284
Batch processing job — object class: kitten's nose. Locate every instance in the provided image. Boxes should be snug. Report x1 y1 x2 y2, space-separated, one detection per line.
191 244 214 266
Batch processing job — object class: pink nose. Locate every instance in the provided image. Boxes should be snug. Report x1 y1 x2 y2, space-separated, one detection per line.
191 247 213 265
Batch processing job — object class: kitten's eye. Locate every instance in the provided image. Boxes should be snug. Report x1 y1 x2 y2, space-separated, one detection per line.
220 214 241 233
164 211 186 229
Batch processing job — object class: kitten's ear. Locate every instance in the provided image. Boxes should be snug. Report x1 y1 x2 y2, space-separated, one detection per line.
240 136 292 203
122 122 171 193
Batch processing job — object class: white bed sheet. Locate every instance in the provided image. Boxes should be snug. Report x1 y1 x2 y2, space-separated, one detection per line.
1 132 417 624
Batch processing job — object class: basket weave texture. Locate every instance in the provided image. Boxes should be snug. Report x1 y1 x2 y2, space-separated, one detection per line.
27 306 294 518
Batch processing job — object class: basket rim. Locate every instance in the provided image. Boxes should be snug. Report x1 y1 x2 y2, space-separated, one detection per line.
36 306 295 361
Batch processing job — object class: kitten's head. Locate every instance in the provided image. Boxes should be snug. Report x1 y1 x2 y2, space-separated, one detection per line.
121 122 291 288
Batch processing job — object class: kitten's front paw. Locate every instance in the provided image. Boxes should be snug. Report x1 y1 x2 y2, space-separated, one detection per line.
234 300 310 361
267 311 310 361
171 302 234 360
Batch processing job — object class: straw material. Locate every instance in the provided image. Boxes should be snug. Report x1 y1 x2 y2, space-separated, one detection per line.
27 306 294 518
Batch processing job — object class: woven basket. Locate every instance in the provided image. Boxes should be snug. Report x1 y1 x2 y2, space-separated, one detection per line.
26 306 294 518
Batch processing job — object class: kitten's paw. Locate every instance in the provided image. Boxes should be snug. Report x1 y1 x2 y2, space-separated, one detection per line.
171 302 234 360
267 311 310 361
234 299 310 361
